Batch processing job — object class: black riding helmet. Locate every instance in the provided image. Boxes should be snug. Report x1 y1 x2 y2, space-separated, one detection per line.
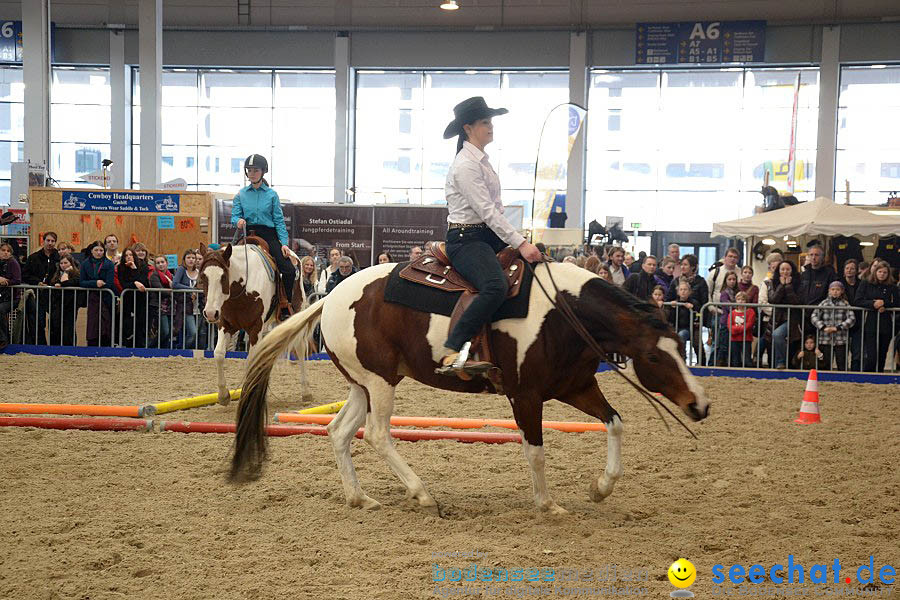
244 154 268 176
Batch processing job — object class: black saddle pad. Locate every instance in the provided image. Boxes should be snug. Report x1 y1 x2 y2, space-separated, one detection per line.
384 261 532 321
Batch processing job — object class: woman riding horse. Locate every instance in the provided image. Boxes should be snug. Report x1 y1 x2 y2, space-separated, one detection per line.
437 97 543 379
231 154 295 320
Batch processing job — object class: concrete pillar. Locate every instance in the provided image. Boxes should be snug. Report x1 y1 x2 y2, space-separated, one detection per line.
22 0 51 172
814 26 840 201
139 0 163 189
567 31 589 232
109 30 131 189
334 33 352 203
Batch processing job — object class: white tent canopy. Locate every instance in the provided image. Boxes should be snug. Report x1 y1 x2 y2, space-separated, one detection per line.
711 197 900 238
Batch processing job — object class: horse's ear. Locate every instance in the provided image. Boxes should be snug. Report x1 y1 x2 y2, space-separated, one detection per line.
223 244 232 261
199 243 208 257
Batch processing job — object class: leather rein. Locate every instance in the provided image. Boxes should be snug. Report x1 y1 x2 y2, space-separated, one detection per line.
525 258 698 439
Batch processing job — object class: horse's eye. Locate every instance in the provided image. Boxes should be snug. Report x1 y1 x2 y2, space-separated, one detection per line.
647 353 660 364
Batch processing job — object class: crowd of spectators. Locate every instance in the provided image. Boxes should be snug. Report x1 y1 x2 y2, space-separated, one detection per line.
2 235 898 372
562 241 900 373
0 236 421 352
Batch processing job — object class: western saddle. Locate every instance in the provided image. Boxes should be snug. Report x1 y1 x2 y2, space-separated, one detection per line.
398 241 526 388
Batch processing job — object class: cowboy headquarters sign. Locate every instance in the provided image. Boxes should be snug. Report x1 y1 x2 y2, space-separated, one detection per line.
61 191 181 213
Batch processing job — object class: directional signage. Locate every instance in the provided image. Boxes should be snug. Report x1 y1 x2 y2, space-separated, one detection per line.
636 21 765 65
0 20 56 63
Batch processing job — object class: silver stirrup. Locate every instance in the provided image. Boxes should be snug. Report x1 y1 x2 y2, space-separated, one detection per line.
453 341 472 369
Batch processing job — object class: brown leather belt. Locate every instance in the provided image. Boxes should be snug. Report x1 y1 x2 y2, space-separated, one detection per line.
448 222 487 230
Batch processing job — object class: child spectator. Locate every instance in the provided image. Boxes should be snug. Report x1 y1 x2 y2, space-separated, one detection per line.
316 247 343 294
596 264 613 283
0 242 22 350
149 255 173 348
728 290 756 367
650 284 667 321
738 266 759 304
377 252 393 265
796 335 824 370
48 255 80 346
118 248 150 348
655 256 676 290
667 280 697 343
172 250 199 349
810 280 855 371
81 241 116 346
714 270 740 366
194 250 209 351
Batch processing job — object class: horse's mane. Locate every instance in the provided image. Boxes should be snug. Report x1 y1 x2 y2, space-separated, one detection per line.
580 273 671 333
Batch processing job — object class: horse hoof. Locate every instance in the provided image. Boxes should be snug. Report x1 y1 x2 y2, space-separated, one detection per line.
540 502 569 515
588 480 610 503
349 495 382 511
217 392 232 406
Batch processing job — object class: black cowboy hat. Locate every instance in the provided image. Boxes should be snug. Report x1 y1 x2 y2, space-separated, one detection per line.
442 96 509 139
0 211 19 226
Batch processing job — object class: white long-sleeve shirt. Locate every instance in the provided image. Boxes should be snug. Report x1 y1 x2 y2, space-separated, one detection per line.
445 141 525 249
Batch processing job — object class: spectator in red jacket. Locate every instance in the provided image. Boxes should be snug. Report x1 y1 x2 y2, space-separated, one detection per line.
728 290 756 367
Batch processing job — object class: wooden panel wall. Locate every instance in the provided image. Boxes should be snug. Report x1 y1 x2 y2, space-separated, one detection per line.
28 188 211 259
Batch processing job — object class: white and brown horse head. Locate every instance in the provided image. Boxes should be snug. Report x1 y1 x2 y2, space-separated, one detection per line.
197 244 234 324
574 277 710 422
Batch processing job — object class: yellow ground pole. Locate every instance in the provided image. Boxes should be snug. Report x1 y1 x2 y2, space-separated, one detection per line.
296 401 345 415
141 389 242 417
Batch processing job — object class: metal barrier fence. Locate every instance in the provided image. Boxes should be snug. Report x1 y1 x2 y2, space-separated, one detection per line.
6 284 898 372
700 301 900 373
119 288 217 350
6 284 117 347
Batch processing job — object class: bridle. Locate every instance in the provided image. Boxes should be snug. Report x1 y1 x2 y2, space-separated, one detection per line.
524 258 698 439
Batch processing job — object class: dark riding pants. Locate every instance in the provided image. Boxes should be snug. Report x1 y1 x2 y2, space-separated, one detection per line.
444 227 508 352
250 225 295 303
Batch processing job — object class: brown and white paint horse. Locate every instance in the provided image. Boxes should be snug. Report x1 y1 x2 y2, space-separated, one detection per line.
199 240 309 405
230 261 710 514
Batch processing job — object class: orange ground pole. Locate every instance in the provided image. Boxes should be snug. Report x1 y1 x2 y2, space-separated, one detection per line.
273 413 606 433
0 403 141 417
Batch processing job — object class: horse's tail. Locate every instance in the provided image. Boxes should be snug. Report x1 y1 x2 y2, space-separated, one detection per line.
229 297 326 482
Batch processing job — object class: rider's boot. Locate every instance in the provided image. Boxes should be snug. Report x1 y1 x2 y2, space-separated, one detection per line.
435 341 493 380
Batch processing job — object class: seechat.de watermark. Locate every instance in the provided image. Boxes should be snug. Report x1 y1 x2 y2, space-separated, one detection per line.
710 556 895 597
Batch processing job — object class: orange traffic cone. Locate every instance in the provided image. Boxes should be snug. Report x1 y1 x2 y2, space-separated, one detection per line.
794 369 821 424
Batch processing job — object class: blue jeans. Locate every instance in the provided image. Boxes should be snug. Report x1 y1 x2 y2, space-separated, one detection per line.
444 227 508 352
176 314 197 349
773 322 789 368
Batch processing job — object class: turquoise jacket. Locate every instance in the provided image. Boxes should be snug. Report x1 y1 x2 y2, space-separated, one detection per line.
231 182 289 246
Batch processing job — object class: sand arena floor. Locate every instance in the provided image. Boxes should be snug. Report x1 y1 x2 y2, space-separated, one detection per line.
0 355 897 600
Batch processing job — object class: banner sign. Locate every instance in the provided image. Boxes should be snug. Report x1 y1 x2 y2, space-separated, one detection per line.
292 205 374 268
157 215 175 230
636 20 765 64
373 206 448 263
0 20 56 63
62 191 180 213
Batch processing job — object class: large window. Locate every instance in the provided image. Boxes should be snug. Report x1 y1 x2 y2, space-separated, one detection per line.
587 67 819 231
836 65 900 204
50 67 112 187
0 66 23 204
354 70 569 212
133 68 335 199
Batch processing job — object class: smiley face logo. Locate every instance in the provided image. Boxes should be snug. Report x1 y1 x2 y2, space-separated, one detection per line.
668 558 697 588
